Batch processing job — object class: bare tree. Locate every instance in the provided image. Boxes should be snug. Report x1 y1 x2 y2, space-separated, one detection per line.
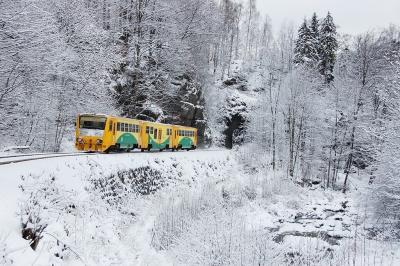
342 31 385 192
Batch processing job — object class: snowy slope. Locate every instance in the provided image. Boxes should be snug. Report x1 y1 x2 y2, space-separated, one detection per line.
1 149 399 265
0 150 238 265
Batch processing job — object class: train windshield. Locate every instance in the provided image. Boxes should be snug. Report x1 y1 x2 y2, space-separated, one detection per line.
78 116 107 136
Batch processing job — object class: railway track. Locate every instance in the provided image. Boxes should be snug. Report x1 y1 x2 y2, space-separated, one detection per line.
0 152 96 166
0 148 217 166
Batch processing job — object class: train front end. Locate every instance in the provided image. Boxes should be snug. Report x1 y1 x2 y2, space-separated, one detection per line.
75 114 111 152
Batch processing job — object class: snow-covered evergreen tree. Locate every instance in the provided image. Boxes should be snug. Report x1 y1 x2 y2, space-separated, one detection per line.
319 12 338 83
309 12 321 64
294 16 319 67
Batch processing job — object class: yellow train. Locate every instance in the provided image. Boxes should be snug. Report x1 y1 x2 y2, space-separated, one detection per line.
75 114 197 152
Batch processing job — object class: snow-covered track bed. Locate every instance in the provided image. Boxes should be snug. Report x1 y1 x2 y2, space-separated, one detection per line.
0 148 219 166
0 152 96 165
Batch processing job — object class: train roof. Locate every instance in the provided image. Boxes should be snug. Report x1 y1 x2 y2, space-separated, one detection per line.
172 125 197 130
77 114 196 129
79 113 109 117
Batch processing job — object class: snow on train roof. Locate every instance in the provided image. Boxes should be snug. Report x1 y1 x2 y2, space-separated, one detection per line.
79 113 110 117
77 114 196 129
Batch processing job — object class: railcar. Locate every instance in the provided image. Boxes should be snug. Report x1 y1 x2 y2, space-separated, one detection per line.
172 125 197 151
75 114 197 152
75 114 142 152
140 121 172 151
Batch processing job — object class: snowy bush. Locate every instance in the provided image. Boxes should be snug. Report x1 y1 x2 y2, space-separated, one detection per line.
19 173 77 251
90 166 165 207
153 182 283 265
17 169 145 265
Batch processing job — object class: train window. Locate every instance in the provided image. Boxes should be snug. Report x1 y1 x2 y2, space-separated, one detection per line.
129 124 133 132
120 123 124 131
154 129 157 139
117 122 121 131
146 126 149 134
178 130 182 136
80 116 107 130
150 127 154 134
108 121 112 131
167 128 171 135
125 124 129 132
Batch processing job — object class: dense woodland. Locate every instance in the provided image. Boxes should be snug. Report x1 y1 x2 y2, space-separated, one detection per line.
1 0 400 243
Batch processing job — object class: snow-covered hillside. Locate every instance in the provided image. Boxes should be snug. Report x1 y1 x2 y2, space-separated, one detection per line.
0 150 237 265
1 149 399 265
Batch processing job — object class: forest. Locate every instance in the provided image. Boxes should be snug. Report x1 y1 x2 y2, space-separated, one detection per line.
1 0 400 262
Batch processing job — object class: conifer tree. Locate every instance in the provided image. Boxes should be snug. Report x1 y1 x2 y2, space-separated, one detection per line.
294 17 319 67
319 12 338 83
309 12 320 64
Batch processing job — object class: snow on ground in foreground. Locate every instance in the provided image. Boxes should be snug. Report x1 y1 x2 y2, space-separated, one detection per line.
0 150 236 265
1 149 399 265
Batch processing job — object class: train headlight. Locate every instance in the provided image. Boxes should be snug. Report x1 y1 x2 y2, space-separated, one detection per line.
76 137 82 142
96 139 103 144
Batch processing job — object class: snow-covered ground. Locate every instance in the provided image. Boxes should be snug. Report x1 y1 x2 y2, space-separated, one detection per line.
1 149 399 265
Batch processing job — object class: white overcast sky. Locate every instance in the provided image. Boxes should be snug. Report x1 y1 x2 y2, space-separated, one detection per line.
256 0 400 35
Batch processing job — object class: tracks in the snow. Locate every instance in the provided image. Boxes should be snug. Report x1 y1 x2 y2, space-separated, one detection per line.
0 152 96 166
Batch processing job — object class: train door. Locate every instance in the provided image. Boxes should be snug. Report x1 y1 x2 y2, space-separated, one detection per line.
103 118 116 152
152 127 161 148
172 126 178 149
153 128 158 148
106 118 116 144
141 122 149 150
158 128 163 149
168 127 173 149
112 119 116 145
